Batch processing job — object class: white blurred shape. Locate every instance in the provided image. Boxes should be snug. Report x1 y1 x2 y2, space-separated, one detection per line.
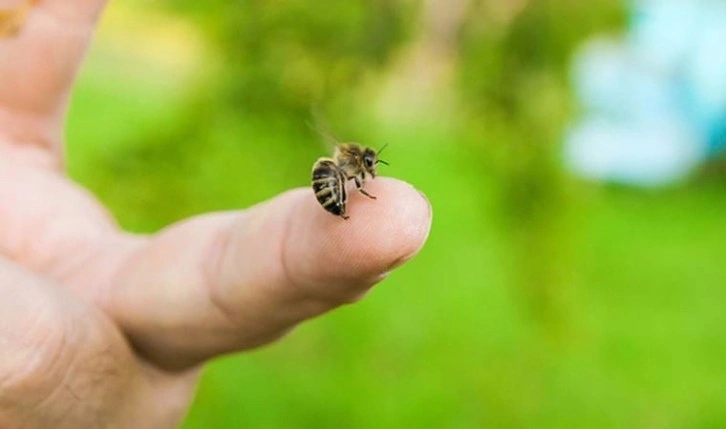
686 3 726 131
565 117 704 186
628 0 701 73
565 0 726 185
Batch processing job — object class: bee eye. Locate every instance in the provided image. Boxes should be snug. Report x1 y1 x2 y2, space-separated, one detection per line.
364 156 374 168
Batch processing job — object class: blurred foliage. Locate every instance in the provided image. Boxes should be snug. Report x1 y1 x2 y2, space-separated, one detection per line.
171 0 413 117
65 0 726 428
455 0 625 327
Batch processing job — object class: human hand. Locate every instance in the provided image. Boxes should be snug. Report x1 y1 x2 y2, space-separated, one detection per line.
0 1 431 427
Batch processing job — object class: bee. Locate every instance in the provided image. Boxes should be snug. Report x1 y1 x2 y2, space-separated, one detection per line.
311 143 389 220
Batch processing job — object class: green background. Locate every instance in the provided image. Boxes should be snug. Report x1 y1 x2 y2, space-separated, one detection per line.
66 1 726 427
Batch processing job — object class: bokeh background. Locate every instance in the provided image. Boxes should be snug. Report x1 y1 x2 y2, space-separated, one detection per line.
66 1 726 427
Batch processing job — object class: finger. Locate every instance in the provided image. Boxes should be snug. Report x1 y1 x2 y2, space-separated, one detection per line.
103 178 432 371
0 0 107 151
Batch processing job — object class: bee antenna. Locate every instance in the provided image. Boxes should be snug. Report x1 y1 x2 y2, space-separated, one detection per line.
378 159 389 166
377 143 389 155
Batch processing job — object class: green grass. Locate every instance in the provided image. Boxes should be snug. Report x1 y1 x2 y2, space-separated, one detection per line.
65 8 726 428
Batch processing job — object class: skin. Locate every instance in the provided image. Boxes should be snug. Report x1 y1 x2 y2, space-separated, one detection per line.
0 1 432 428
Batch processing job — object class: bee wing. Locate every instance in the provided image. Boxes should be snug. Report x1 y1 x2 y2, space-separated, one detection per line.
306 108 341 153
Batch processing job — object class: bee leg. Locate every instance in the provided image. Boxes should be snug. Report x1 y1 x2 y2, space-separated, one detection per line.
354 176 377 200
340 204 350 220
359 189 377 200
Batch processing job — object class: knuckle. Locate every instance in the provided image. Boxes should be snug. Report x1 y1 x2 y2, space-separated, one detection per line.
0 296 140 428
0 298 71 410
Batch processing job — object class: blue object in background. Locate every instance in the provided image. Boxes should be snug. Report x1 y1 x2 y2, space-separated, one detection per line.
565 0 726 186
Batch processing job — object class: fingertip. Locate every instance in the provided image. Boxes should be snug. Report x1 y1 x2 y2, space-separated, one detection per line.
286 177 432 298
348 177 432 270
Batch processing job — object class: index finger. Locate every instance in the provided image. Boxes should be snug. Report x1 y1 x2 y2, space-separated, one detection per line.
103 178 432 371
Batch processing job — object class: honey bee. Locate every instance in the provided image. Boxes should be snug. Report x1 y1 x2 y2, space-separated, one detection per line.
311 143 389 220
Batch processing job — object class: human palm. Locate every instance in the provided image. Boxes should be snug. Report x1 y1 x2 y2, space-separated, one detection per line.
0 1 430 428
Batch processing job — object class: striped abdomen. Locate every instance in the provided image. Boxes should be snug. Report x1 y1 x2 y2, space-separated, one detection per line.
311 158 349 219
